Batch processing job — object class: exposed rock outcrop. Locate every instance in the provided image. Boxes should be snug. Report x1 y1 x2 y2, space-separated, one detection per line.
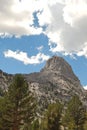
24 56 87 113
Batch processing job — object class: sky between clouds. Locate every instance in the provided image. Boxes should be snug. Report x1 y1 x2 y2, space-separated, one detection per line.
0 0 87 89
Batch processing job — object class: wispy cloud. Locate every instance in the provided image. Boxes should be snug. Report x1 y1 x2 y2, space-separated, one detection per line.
37 45 43 51
4 50 50 65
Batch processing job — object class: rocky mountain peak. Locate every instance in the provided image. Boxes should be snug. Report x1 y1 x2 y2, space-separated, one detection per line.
42 56 69 71
41 56 78 81
25 56 87 111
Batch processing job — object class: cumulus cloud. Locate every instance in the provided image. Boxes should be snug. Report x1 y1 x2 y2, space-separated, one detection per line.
4 50 50 65
77 43 87 58
0 0 42 37
1 0 87 58
37 0 87 57
83 85 87 90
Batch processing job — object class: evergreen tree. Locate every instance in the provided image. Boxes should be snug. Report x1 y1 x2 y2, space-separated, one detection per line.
41 102 62 130
84 111 87 130
0 87 9 130
0 74 36 130
0 97 6 130
0 87 4 96
63 95 86 130
31 119 40 130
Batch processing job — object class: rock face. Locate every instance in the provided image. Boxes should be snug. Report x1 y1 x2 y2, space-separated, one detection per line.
0 56 87 113
24 56 87 113
0 70 13 90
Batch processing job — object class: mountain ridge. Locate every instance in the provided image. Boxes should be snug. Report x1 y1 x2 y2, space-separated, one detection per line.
0 56 87 112
23 56 87 112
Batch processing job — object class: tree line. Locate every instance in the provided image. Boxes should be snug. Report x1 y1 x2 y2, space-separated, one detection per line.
0 74 87 130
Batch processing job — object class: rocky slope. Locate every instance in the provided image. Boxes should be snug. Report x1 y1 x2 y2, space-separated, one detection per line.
0 70 13 90
0 56 87 113
24 56 87 113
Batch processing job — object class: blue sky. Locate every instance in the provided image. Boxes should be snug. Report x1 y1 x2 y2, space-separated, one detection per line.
0 0 87 89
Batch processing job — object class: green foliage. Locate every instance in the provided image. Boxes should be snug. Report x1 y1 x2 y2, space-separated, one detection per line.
63 95 86 130
0 75 87 130
0 97 6 129
31 119 40 130
84 112 87 130
41 102 63 130
0 87 4 96
0 74 36 130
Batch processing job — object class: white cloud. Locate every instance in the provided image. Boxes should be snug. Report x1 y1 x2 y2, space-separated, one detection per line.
1 0 87 58
63 0 87 26
77 43 87 58
37 45 43 51
4 50 50 65
83 85 87 90
37 0 87 57
0 0 43 37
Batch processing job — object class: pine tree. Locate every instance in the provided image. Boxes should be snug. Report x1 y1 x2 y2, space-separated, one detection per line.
0 97 5 130
31 119 40 130
41 102 62 130
0 87 4 96
0 74 36 130
63 95 86 130
84 111 87 130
